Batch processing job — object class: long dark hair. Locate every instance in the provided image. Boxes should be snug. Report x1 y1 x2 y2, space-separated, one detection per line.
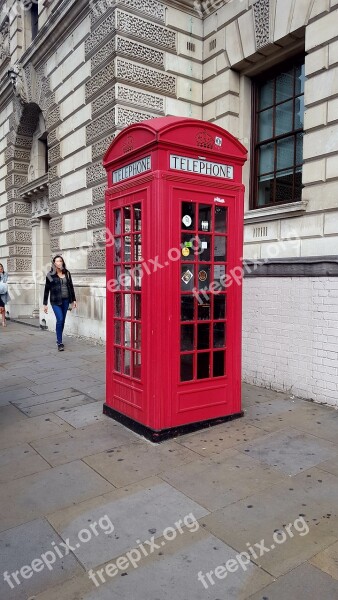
0 263 5 275
51 255 68 275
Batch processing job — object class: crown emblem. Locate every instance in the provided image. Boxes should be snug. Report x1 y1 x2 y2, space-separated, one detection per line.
196 130 213 149
123 135 134 153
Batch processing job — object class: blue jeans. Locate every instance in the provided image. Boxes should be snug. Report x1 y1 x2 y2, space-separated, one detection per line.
52 299 70 345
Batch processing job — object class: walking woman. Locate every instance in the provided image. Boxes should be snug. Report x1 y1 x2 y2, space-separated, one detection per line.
0 263 10 327
43 255 77 351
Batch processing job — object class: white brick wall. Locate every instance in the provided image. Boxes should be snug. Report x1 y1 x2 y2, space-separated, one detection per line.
242 277 338 406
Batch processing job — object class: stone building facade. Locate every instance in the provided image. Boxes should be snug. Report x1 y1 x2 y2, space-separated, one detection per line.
0 0 337 405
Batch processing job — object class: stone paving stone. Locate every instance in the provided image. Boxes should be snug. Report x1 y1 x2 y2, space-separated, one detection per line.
13 388 85 409
236 428 338 476
243 397 301 421
0 404 27 425
20 394 94 417
310 541 338 580
31 420 136 466
200 479 338 577
247 562 338 600
0 460 114 532
242 384 291 406
27 368 100 386
0 376 34 391
161 451 288 511
0 518 84 600
69 382 106 401
47 481 209 570
83 440 199 487
176 420 266 456
0 386 37 405
56 402 109 428
0 443 50 483
0 414 73 450
250 403 338 439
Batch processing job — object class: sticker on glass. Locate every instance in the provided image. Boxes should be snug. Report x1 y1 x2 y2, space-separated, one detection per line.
182 215 192 227
198 270 207 282
184 241 193 248
182 247 190 257
201 221 209 231
201 241 208 249
182 269 193 284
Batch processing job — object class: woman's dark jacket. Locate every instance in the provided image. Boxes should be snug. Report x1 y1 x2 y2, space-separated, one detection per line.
43 271 76 306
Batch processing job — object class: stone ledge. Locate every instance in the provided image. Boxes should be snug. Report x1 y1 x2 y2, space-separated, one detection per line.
244 200 308 224
244 256 338 277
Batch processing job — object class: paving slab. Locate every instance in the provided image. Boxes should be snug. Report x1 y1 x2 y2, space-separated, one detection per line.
161 451 288 511
56 401 105 428
20 394 95 417
242 384 291 406
310 540 338 580
250 403 338 440
83 440 199 487
0 404 27 425
247 562 338 600
69 382 106 401
26 376 98 396
236 428 338 476
0 460 114 532
12 387 86 409
0 414 73 450
0 443 50 483
0 386 37 406
30 420 137 466
0 518 84 600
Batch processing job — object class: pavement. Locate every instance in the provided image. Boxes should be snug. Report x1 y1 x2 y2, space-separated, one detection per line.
1 321 338 600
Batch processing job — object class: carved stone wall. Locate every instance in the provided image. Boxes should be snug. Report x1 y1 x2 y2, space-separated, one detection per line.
253 0 270 49
116 58 176 95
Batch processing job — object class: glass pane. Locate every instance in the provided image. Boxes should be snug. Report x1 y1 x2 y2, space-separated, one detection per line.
197 353 210 379
114 347 122 372
114 321 121 345
122 267 131 290
276 69 294 103
134 322 141 350
181 234 195 260
133 352 141 380
295 63 305 95
124 294 131 318
296 133 303 165
133 265 142 290
259 78 274 109
198 265 210 291
114 266 121 290
258 176 274 206
198 235 211 262
134 294 141 320
181 265 194 291
214 295 226 319
215 206 227 233
214 236 226 262
199 204 212 232
198 324 210 350
181 354 193 382
259 143 274 174
181 295 194 321
124 321 131 347
182 202 195 230
294 170 302 200
181 324 194 351
275 171 293 203
114 293 122 317
213 351 225 377
277 136 294 171
198 296 210 320
214 322 225 348
124 235 131 262
214 264 226 289
114 238 121 262
275 100 293 136
123 350 131 375
114 209 121 235
258 108 273 141
134 234 142 261
134 203 142 231
123 207 131 233
294 96 304 129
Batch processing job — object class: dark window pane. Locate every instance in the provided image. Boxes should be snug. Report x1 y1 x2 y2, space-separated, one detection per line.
124 321 131 347
214 323 225 348
259 79 274 109
182 202 195 230
181 234 196 260
198 235 211 261
133 352 141 380
214 295 226 319
214 236 226 262
199 204 212 232
123 207 131 233
276 136 294 171
114 266 121 290
296 132 303 165
181 354 193 382
123 350 131 375
181 324 194 351
114 238 121 262
181 264 194 291
124 235 131 262
198 296 210 320
134 204 142 231
124 294 131 318
198 324 210 349
295 96 304 129
181 296 194 321
134 323 141 350
214 265 226 289
294 170 302 200
259 107 273 141
114 293 122 317
259 143 274 175
198 265 210 291
213 351 225 377
295 63 305 95
258 176 274 207
275 171 293 203
134 294 141 320
133 265 142 291
275 100 293 136
114 321 121 345
134 234 142 261
114 209 121 235
215 207 227 233
122 267 132 290
197 353 210 379
276 69 294 103
114 347 122 372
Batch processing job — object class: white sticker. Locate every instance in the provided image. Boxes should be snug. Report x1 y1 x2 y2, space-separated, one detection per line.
181 269 193 285
201 241 208 249
182 215 192 227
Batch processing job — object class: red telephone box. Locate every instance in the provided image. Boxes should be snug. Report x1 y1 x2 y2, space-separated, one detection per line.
103 117 247 441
